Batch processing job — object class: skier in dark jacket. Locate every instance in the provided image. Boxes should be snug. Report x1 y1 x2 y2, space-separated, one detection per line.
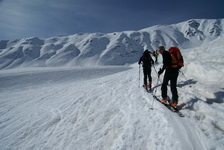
138 49 154 90
157 46 179 108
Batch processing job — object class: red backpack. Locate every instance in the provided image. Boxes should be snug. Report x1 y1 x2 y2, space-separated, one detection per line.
169 47 184 68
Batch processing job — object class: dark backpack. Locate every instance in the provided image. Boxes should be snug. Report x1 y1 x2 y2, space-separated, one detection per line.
168 47 184 68
142 52 153 67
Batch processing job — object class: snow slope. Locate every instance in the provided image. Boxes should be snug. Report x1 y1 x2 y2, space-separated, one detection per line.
0 19 224 69
0 66 209 150
0 35 224 149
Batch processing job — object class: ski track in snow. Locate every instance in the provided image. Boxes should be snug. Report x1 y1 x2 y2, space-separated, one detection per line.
0 65 222 150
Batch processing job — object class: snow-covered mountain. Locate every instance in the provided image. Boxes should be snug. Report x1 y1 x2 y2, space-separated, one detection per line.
0 19 223 69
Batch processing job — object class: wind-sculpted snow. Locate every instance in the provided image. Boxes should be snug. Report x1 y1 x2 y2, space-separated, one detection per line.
0 66 131 91
0 62 223 149
0 19 223 69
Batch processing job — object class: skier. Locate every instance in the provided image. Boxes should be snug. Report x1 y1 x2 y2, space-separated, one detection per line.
157 46 180 108
138 49 154 91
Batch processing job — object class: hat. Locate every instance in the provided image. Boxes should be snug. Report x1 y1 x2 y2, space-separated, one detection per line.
143 49 149 55
158 46 165 50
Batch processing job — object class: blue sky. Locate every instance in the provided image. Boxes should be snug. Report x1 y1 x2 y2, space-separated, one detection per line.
0 0 224 40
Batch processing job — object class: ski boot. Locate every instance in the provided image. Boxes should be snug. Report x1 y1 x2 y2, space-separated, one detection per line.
161 99 167 104
148 82 152 91
143 84 148 91
171 103 177 108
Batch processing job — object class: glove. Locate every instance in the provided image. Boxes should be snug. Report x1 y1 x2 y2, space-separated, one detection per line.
158 68 163 76
177 66 182 70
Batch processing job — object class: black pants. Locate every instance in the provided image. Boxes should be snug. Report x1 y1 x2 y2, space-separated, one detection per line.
161 68 179 104
143 67 152 85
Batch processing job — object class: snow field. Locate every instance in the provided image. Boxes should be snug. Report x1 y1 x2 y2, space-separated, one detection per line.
0 65 212 150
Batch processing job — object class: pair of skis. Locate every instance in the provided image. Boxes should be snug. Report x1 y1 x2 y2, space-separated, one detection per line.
144 87 184 117
151 94 184 117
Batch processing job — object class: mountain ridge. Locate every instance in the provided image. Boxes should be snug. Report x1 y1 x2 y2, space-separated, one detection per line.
0 18 223 69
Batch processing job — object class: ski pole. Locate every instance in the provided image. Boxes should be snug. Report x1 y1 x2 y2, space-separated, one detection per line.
154 75 160 95
152 65 158 76
139 64 141 88
152 65 162 84
151 75 160 109
179 70 191 87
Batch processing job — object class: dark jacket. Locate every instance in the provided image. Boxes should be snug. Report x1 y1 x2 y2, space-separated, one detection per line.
161 50 172 71
139 51 154 68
